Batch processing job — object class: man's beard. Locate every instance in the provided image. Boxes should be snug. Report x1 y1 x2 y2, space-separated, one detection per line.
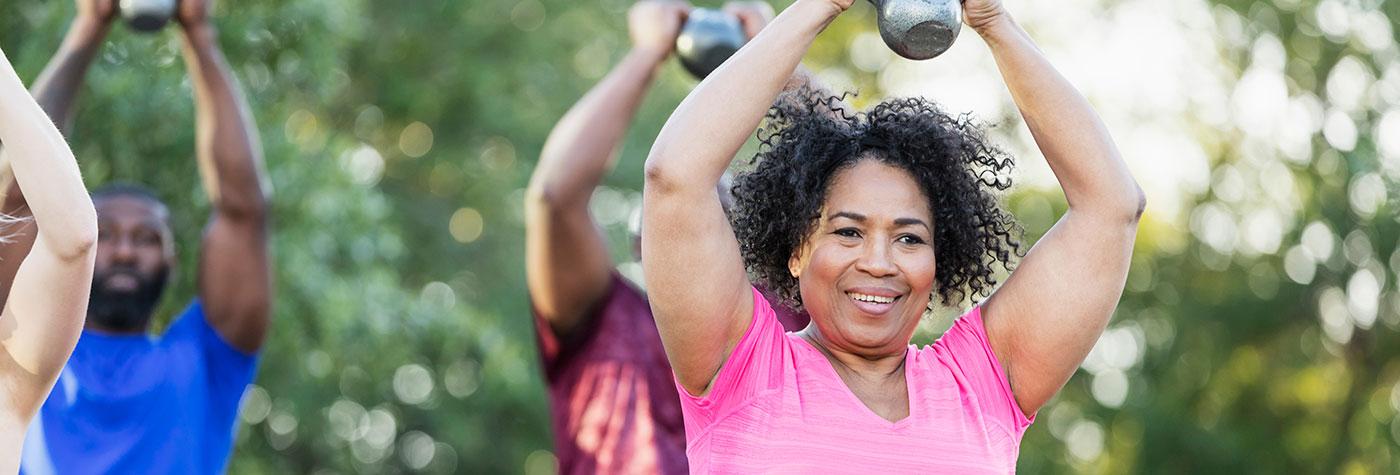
87 265 168 332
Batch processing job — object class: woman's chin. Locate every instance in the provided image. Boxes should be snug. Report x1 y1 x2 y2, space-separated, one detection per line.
828 325 913 356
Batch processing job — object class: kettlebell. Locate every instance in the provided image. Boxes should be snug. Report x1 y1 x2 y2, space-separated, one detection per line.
675 9 747 79
869 0 962 60
119 0 178 33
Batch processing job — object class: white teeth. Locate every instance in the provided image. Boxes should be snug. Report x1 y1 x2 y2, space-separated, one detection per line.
847 292 896 304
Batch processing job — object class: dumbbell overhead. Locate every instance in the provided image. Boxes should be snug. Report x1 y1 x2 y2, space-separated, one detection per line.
871 0 962 60
675 8 748 79
119 0 178 33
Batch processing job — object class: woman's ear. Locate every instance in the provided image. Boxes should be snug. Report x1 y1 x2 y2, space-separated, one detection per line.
787 241 807 278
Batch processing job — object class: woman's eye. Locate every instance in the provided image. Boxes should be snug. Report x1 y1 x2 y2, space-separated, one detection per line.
834 228 861 238
897 234 926 245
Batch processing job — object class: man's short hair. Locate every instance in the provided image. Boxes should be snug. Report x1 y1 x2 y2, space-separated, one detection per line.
91 183 165 206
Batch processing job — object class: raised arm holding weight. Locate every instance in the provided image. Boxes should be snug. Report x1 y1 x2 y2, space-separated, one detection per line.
9 0 271 472
524 2 814 472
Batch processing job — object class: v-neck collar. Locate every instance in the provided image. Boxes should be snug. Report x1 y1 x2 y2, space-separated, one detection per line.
794 334 916 429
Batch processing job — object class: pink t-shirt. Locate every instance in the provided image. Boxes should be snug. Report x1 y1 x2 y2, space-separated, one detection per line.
677 287 1035 474
534 275 810 474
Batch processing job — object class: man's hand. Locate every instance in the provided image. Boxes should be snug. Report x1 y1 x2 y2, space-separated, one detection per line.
75 0 118 27
629 0 691 59
723 1 775 40
177 0 213 28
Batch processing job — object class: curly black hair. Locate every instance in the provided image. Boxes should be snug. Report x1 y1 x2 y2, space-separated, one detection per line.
730 86 1023 310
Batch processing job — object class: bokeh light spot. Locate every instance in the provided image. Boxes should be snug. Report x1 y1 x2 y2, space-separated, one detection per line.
481 136 518 172
450 208 485 244
400 431 437 470
444 360 482 399
284 109 324 152
1347 269 1382 329
1091 370 1130 409
1066 420 1105 462
421 281 457 311
239 385 272 425
1347 173 1386 219
394 364 436 406
399 121 435 158
340 144 385 186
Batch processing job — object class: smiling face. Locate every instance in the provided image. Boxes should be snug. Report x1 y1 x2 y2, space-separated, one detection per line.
789 158 937 356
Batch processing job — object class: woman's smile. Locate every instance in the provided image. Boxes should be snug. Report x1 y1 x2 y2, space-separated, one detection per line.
844 286 904 316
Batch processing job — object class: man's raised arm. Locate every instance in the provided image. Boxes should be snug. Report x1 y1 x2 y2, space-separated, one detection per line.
525 0 690 336
178 0 272 353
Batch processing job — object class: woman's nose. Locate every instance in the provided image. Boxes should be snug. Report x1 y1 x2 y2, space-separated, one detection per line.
854 240 898 277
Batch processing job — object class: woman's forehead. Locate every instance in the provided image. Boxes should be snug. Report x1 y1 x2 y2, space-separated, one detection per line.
822 160 932 222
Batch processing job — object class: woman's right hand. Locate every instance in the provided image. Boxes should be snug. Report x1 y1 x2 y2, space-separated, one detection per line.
629 0 692 59
76 0 118 26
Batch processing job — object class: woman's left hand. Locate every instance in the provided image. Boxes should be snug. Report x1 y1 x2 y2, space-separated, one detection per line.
178 0 213 28
962 0 1008 33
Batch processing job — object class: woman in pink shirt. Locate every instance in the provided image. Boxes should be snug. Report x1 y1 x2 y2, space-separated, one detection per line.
641 0 1144 472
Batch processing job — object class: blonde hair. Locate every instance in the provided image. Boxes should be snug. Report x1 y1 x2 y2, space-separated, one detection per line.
0 213 31 244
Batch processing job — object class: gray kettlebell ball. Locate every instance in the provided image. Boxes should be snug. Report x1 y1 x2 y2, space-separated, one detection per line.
675 9 748 79
870 0 962 60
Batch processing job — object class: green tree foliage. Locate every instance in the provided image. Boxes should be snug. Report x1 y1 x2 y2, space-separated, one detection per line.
1037 1 1400 473
1 0 1396 473
2 0 550 472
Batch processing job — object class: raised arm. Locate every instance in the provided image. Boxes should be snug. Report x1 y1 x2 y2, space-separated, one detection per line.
973 2 1146 416
725 1 847 110
178 0 272 354
0 45 98 450
642 0 851 395
526 0 689 336
0 0 114 307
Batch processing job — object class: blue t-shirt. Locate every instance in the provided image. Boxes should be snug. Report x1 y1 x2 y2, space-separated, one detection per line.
19 300 259 475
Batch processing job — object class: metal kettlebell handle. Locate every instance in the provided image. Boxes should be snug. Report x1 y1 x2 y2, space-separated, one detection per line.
867 0 962 60
120 0 179 33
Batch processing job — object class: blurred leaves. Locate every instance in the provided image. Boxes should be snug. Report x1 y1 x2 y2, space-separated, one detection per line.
3 0 549 472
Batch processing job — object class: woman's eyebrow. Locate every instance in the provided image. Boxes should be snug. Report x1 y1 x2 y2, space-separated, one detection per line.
830 213 930 231
894 217 931 231
830 211 866 222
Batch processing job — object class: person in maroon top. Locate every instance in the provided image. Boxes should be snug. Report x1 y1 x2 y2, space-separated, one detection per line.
524 1 811 472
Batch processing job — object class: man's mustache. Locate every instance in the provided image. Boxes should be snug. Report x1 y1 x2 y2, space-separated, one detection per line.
97 267 148 288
